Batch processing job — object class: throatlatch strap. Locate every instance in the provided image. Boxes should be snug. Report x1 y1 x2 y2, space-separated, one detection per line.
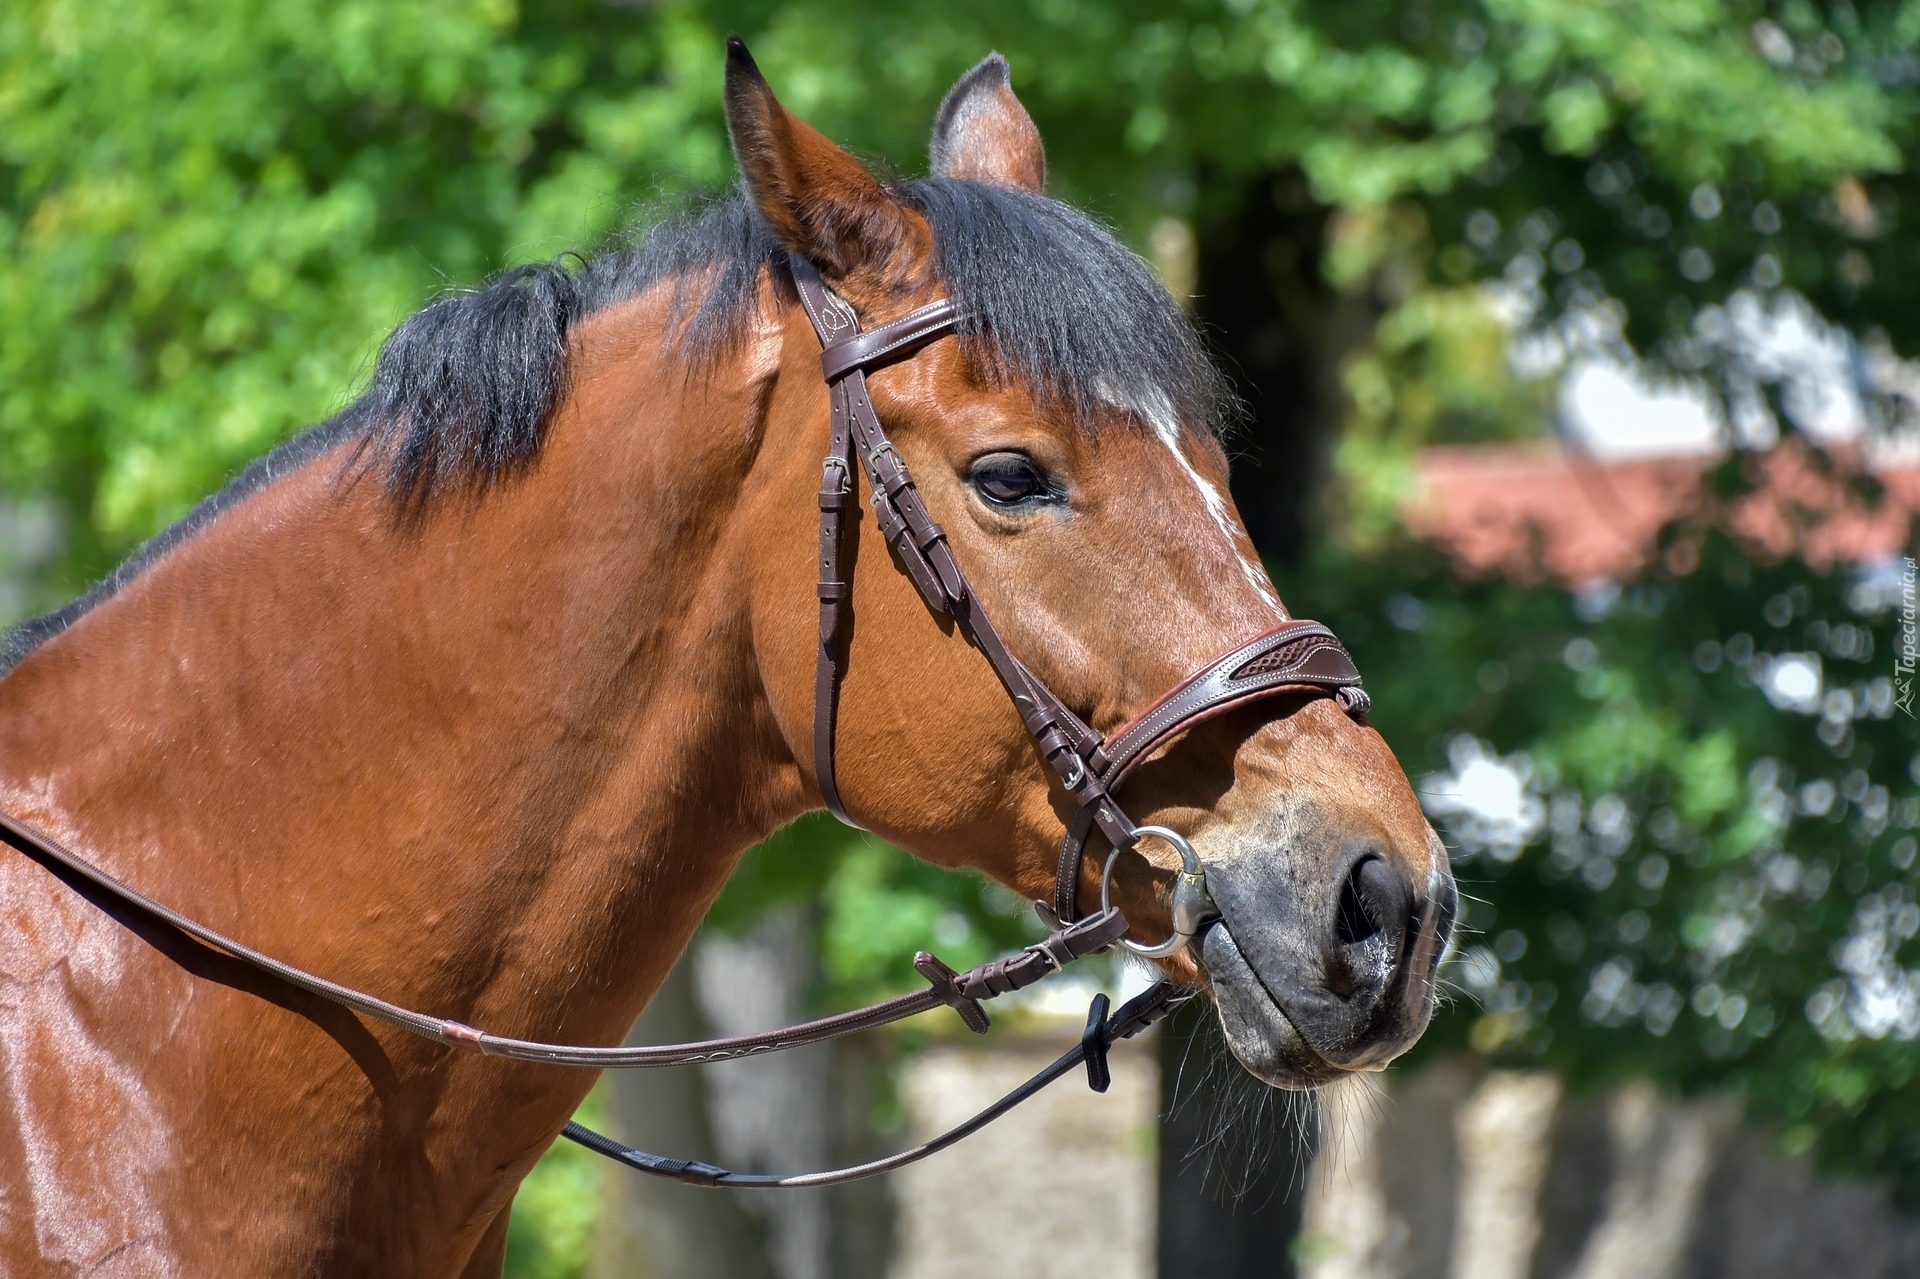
788 257 963 827
782 255 1127 870
813 368 858 825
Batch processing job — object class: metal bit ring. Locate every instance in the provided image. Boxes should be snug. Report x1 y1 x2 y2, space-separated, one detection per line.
1100 825 1220 959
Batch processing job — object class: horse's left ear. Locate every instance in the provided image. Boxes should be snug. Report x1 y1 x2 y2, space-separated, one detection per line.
930 53 1046 192
724 36 921 283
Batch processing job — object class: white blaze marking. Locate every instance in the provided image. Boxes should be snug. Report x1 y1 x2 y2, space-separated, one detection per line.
1125 386 1284 614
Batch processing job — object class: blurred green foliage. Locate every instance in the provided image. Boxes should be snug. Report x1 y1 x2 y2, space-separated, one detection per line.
2 0 1919 1261
5 0 1914 585
707 813 1040 1006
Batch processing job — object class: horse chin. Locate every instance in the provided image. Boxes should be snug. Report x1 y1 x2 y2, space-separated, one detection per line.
1198 922 1355 1091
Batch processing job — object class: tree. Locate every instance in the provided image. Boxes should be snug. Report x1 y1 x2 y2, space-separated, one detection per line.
7 2 1911 582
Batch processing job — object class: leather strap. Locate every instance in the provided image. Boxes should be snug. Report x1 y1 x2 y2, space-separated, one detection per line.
560 979 1183 1188
779 255 1370 928
1081 992 1114 1093
813 337 859 824
1050 621 1368 920
784 257 1128 851
0 801 1158 1193
819 300 960 382
787 257 1115 838
0 807 1127 1067
792 261 965 824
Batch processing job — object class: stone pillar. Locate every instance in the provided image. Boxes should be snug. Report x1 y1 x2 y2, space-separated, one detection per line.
1448 1072 1561 1279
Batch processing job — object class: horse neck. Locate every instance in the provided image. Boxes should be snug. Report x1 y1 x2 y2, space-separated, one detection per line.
0 290 809 1040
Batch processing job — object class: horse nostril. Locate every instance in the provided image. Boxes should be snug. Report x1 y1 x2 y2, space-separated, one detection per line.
1335 854 1414 951
1335 858 1384 947
1323 853 1419 1001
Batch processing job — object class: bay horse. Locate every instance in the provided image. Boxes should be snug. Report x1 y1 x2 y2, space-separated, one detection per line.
0 43 1453 1276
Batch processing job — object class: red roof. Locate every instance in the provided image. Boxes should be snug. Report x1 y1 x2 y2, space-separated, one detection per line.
1405 443 1920 585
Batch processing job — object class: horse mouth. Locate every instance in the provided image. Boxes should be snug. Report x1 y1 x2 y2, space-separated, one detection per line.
1197 922 1353 1091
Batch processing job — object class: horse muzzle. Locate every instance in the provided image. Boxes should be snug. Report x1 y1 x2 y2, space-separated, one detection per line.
1197 840 1457 1089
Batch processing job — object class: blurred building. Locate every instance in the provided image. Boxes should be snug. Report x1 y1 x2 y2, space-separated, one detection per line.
1407 443 1920 586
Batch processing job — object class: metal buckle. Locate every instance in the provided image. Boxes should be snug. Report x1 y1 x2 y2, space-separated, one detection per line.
1101 825 1220 959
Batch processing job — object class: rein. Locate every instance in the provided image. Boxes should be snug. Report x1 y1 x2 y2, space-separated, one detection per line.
0 252 1370 1190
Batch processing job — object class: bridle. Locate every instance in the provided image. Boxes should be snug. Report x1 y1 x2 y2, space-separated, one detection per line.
787 254 1369 950
787 251 1374 944
0 251 1370 1190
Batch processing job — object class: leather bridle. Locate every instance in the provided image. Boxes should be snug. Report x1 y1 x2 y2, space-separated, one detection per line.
0 250 1371 1190
786 254 1369 951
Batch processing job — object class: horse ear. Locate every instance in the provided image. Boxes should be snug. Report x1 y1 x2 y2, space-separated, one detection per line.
724 36 919 281
929 53 1046 192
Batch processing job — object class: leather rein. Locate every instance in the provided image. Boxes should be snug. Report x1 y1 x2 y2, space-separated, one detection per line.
0 252 1369 1190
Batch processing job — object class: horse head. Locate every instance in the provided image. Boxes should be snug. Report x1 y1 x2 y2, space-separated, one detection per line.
726 43 1456 1088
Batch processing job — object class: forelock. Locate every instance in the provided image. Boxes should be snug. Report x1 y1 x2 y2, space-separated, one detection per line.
901 178 1235 439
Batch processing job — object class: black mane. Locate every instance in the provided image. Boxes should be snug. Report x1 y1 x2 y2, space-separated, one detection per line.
1 180 1229 675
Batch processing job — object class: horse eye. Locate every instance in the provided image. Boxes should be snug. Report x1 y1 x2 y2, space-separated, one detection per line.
969 454 1054 508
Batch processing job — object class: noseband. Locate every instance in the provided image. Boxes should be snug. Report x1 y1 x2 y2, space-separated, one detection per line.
0 252 1371 1190
786 254 1369 954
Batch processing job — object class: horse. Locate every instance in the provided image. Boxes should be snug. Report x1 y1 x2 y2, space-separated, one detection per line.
0 42 1455 1275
